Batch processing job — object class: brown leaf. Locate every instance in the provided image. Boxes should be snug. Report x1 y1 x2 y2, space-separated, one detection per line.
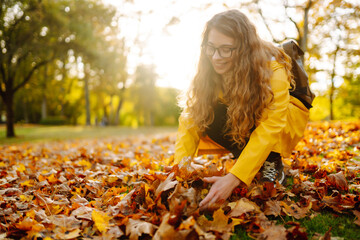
71 206 94 221
54 228 81 240
322 194 344 213
155 172 178 197
326 171 348 191
126 218 157 240
153 213 193 240
229 198 261 217
49 215 81 231
263 200 281 217
353 210 360 226
285 223 308 240
257 224 287 240
281 201 311 219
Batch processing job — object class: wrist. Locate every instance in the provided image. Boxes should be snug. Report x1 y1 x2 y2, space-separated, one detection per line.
227 173 241 186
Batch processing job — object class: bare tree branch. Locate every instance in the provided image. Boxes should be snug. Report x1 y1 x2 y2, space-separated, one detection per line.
255 0 276 42
13 58 52 93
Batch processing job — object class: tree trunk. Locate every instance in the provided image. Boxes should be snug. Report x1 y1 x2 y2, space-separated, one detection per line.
5 93 15 137
41 96 47 120
330 46 339 120
301 0 313 61
84 69 91 126
41 65 48 120
114 87 126 125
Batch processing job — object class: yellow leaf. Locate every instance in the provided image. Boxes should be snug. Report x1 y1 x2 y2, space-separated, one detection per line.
176 176 183 182
17 163 26 172
47 174 58 184
92 210 111 233
26 209 36 219
0 162 6 167
20 180 34 187
77 159 92 169
107 143 112 150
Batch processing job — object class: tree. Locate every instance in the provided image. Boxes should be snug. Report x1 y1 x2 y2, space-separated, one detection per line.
0 1 61 136
307 0 360 119
132 64 157 126
0 0 121 136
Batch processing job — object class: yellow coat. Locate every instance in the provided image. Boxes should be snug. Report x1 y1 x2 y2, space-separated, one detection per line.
174 61 309 186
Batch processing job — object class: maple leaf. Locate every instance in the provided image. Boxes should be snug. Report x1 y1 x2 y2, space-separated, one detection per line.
14 216 45 236
54 228 81 240
326 171 349 191
153 213 195 240
197 208 232 233
126 218 157 240
71 206 94 221
281 201 312 219
257 224 287 240
49 215 82 231
263 200 281 217
154 172 178 197
92 209 112 233
229 197 261 217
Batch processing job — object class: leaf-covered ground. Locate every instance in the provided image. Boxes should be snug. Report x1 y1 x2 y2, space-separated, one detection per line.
0 121 359 240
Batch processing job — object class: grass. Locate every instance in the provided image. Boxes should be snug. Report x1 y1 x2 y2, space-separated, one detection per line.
230 211 360 240
0 124 177 145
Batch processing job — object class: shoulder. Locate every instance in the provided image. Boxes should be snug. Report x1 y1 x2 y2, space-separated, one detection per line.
269 61 290 91
269 60 285 71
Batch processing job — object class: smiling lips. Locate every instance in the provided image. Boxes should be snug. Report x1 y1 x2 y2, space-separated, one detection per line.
213 62 229 69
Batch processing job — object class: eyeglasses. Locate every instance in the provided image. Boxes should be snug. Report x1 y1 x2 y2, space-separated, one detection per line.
203 44 236 58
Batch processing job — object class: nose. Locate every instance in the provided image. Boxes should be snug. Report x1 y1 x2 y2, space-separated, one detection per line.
212 49 222 60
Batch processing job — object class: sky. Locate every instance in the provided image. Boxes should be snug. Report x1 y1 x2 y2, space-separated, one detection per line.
103 0 331 92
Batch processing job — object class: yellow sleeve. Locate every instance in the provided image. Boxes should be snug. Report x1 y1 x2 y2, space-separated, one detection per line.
229 62 290 186
173 113 201 165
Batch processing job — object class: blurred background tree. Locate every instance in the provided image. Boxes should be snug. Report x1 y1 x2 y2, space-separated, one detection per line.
1 0 359 138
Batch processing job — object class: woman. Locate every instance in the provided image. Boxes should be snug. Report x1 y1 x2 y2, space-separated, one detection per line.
174 10 310 209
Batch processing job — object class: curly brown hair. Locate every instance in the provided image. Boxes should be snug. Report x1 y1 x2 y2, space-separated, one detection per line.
182 9 294 147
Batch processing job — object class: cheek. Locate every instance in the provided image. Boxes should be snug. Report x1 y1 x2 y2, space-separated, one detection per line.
227 58 235 69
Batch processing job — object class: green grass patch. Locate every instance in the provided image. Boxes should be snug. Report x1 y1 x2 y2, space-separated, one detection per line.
276 211 360 240
230 211 359 240
0 124 177 145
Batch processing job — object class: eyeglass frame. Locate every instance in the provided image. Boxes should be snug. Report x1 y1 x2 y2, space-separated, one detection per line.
202 44 237 58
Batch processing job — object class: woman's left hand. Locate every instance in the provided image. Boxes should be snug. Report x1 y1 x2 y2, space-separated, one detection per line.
199 173 241 210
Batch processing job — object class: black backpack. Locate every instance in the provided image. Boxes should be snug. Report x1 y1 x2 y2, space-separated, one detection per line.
281 40 315 109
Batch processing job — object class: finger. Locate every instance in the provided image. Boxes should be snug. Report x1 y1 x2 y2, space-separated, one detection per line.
203 176 220 183
199 189 215 208
207 193 219 207
202 193 222 211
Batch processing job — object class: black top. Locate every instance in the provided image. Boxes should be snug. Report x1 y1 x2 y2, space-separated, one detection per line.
204 101 253 158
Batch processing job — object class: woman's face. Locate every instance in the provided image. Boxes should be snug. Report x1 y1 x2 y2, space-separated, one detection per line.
206 28 236 76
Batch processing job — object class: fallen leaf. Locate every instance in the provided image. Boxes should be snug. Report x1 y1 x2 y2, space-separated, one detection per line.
92 209 112 233
229 198 261 217
257 224 287 240
263 200 281 217
126 218 157 240
155 172 178 197
281 201 312 219
326 171 348 191
353 210 360 226
71 206 94 221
